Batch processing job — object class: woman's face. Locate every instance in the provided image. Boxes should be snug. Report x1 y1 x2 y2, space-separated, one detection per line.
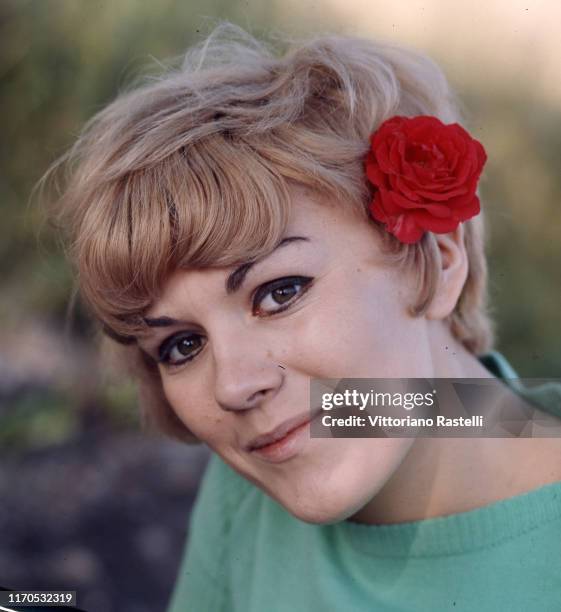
139 190 438 524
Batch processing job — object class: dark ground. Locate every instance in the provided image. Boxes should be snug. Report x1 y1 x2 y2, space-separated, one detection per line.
0 427 209 612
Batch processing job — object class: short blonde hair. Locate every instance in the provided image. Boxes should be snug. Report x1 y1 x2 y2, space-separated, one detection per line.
44 22 494 442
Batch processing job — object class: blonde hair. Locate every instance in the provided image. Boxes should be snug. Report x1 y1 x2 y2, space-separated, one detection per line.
43 22 494 442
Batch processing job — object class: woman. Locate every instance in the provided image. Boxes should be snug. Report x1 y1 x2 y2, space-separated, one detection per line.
46 22 561 611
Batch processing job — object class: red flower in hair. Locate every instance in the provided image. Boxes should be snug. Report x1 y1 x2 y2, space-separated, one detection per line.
365 115 487 244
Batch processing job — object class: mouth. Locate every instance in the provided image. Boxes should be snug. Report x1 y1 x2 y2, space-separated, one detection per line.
245 408 322 464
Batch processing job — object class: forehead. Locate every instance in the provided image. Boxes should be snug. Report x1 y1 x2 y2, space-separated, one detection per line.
146 191 381 315
284 190 374 245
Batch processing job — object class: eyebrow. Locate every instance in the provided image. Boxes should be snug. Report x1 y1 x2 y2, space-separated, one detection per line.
225 235 309 294
143 235 310 328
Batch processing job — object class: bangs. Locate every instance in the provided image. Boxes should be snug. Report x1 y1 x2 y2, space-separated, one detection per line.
76 134 294 339
47 22 492 366
166 134 293 267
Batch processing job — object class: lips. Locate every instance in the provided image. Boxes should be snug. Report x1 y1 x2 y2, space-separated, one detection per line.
245 409 322 452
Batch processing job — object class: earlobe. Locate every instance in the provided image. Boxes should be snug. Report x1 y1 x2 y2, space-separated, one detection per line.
425 225 469 320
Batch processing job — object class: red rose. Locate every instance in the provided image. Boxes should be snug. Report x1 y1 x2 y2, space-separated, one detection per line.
365 115 487 244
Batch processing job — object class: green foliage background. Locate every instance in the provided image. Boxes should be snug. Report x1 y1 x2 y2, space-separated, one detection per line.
2 0 560 449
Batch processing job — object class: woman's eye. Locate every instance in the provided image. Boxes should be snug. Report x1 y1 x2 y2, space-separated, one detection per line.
252 276 313 316
159 334 205 367
156 277 312 367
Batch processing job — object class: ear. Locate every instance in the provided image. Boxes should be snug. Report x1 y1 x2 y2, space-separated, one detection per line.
425 225 468 320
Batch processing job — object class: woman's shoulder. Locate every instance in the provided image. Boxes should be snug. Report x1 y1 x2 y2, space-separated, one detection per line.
167 453 267 611
192 452 308 548
481 350 561 418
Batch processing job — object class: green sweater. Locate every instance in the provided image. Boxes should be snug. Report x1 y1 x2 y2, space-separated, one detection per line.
168 352 561 611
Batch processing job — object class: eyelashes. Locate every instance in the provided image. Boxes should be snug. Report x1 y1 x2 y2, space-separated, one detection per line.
158 333 205 366
157 275 314 368
251 275 313 317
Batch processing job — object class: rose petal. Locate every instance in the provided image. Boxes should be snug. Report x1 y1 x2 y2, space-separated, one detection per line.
388 139 406 174
387 213 425 243
389 192 456 218
474 140 487 168
410 164 443 188
450 196 480 221
385 190 424 211
400 159 417 180
410 210 460 233
391 175 422 202
369 194 389 222
378 188 406 215
365 159 389 189
373 140 395 174
437 140 460 172
454 152 476 184
415 185 469 201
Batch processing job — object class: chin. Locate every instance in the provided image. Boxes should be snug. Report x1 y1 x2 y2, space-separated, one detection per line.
274 486 369 526
284 503 349 525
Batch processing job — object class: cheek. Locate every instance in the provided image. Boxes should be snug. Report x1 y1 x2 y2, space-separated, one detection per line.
161 377 225 443
267 437 416 525
288 275 429 378
343 437 417 515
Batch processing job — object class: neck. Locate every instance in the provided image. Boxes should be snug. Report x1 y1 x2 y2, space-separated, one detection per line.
426 319 495 379
348 321 561 525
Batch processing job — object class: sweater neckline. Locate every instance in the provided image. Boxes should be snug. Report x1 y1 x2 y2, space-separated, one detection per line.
334 351 561 557
336 480 561 557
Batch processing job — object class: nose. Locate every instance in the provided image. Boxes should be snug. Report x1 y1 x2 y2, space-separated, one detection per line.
212 326 284 412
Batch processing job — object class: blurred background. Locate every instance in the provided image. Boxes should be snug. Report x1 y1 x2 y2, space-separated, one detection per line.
1 1 560 611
